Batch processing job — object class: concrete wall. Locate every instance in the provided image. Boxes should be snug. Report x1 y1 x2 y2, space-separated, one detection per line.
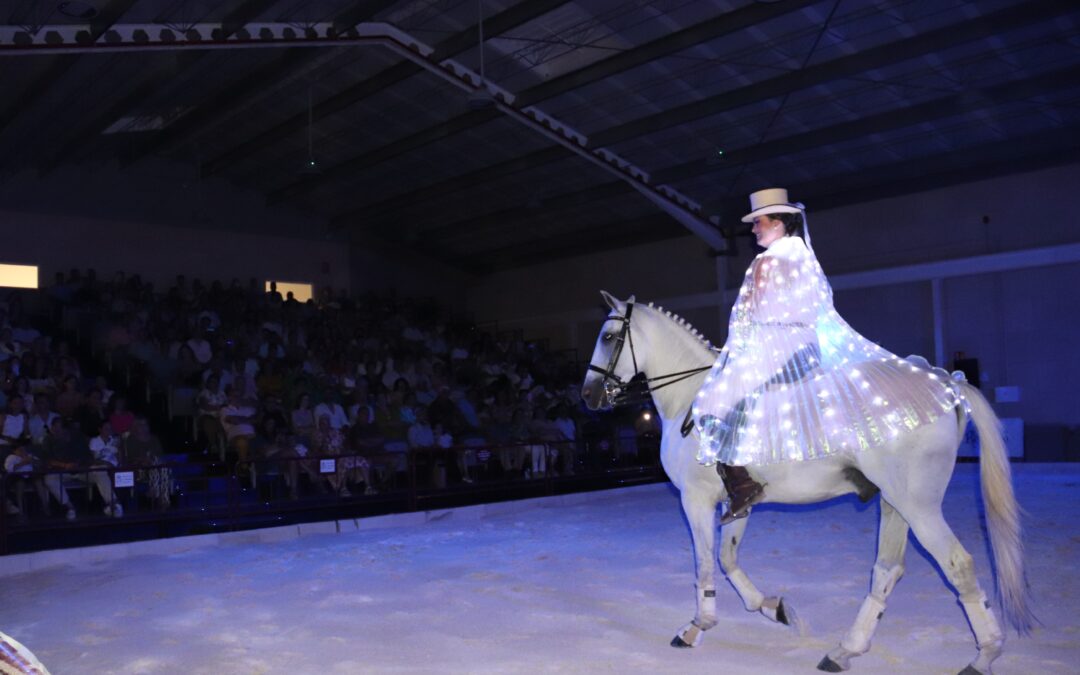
350 237 471 311
0 208 352 292
0 160 471 301
0 160 351 291
466 233 723 358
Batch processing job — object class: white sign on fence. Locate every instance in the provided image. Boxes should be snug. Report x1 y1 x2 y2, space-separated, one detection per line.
114 471 135 488
319 459 336 474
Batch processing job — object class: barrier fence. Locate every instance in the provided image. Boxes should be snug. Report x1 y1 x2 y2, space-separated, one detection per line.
1 434 663 555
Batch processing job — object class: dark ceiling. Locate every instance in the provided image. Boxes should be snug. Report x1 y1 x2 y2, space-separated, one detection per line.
1 0 1078 273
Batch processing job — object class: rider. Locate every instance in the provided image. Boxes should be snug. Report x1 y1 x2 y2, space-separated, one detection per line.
696 189 958 523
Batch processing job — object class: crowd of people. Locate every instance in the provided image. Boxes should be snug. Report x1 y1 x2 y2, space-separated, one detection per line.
2 270 637 522
0 289 170 521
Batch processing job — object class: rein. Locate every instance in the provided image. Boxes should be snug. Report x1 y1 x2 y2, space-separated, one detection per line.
587 301 713 409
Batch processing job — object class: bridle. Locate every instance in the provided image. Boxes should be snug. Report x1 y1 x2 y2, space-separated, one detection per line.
587 301 713 409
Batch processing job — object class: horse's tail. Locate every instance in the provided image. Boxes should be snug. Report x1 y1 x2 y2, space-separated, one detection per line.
963 382 1035 632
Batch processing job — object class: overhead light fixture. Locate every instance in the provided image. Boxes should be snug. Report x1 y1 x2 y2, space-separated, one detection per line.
57 1 98 19
705 147 725 166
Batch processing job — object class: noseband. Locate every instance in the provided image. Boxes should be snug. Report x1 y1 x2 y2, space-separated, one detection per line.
587 301 713 408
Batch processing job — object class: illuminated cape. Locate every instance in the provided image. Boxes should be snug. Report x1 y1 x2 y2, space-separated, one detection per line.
694 235 961 467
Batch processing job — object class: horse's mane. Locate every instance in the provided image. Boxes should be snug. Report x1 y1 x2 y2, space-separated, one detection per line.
644 301 715 352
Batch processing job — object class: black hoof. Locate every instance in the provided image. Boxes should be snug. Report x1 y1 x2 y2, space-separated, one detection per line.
670 635 692 648
957 666 983 675
817 656 844 673
776 599 789 626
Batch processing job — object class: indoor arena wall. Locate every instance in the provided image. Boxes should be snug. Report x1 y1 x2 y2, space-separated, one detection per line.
466 162 1080 431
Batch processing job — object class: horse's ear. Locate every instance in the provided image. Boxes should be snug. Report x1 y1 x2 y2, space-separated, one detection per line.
627 294 636 304
600 290 621 311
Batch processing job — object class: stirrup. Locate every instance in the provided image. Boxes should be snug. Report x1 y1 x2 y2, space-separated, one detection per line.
720 504 752 526
720 485 764 525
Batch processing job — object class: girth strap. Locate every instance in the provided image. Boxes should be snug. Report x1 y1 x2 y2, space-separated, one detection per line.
681 407 695 438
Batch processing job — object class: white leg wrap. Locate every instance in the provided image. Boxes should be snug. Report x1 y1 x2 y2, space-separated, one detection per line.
840 594 886 655
840 563 903 654
726 568 764 611
961 592 1004 650
696 585 717 630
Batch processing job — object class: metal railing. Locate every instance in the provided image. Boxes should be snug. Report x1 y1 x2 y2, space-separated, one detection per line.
1 434 662 555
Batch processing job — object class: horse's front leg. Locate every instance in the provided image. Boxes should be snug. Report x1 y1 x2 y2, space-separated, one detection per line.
671 490 720 648
721 515 797 627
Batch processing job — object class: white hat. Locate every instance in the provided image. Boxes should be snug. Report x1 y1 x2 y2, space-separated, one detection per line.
741 188 803 223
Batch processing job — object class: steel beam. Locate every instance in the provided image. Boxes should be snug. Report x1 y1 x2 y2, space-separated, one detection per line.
122 0 401 165
407 64 1079 242
0 19 723 248
420 181 636 242
282 0 818 205
201 0 570 177
775 125 1080 218
463 125 1080 272
459 213 675 272
317 146 568 217
589 0 1076 149
655 64 1080 186
324 0 1073 228
0 0 136 137
35 0 284 175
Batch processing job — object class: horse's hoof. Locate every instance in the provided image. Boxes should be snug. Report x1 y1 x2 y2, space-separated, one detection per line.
671 621 703 647
776 599 789 626
957 666 984 675
817 656 845 673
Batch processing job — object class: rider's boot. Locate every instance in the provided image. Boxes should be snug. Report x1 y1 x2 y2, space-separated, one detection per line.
717 464 764 525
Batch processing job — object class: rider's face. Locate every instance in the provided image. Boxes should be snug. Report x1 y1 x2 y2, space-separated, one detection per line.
752 215 785 248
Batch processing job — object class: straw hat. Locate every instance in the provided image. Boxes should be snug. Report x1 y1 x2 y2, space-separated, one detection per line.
741 188 803 223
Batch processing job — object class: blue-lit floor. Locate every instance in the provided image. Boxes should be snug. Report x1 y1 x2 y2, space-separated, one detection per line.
0 464 1075 674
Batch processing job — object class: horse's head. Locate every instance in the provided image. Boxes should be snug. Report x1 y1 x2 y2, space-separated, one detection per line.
581 290 639 411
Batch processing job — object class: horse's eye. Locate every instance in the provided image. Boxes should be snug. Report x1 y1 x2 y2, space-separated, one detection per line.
603 333 614 342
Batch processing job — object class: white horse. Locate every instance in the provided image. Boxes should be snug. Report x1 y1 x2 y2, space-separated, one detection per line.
580 291 1031 675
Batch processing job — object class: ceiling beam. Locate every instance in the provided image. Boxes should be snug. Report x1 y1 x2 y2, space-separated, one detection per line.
281 0 818 206
0 0 137 137
759 124 1080 220
588 0 1076 149
123 0 402 166
323 0 1072 228
471 125 1080 273
35 0 284 175
402 63 1080 239
655 64 1080 187
511 0 819 109
459 213 676 273
278 108 504 208
202 0 571 177
419 180 634 245
318 146 568 216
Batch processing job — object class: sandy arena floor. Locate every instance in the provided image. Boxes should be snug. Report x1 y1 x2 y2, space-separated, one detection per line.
0 463 1076 674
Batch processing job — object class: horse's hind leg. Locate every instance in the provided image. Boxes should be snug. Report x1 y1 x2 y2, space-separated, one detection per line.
902 506 1004 675
672 491 720 648
819 499 909 672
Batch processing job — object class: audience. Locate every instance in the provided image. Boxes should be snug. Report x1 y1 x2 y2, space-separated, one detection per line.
123 417 171 510
0 267 653 527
